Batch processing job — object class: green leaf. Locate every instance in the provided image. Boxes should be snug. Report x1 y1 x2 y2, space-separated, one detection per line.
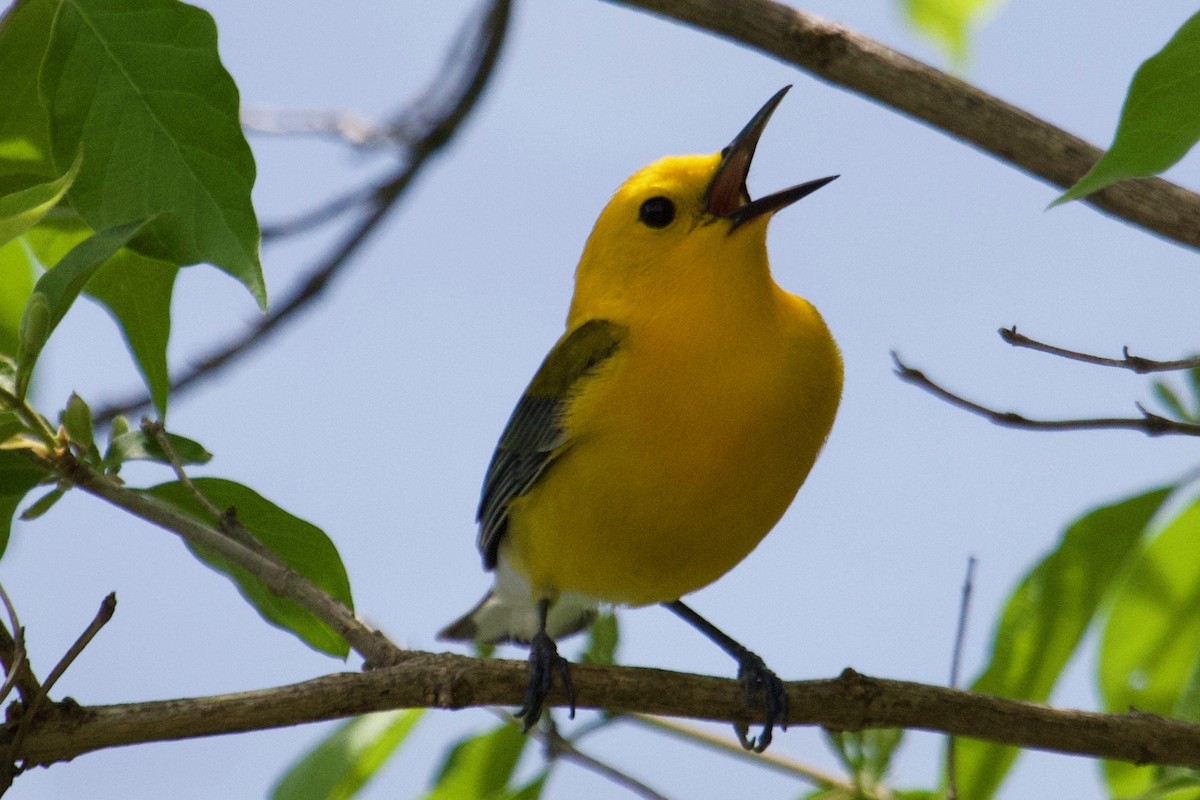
1055 11 1200 205
1100 496 1200 797
19 485 64 521
423 723 530 800
146 478 354 657
580 610 619 665
0 154 80 248
0 237 35 359
824 728 904 791
60 391 97 462
0 450 51 557
39 0 265 308
953 486 1173 800
103 427 210 470
1154 382 1191 421
86 252 177 418
0 0 56 174
902 0 1001 64
271 710 424 800
15 219 152 399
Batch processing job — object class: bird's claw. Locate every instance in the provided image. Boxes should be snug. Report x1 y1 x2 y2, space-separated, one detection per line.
734 652 788 752
516 631 576 731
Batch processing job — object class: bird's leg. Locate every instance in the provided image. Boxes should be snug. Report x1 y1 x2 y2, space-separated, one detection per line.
515 598 576 731
664 599 787 752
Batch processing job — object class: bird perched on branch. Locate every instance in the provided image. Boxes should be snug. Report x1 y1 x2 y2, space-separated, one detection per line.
440 86 843 752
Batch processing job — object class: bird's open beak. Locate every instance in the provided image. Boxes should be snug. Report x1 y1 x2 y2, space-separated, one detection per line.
705 86 838 231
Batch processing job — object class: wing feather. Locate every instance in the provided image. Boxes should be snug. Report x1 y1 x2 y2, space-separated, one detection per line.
476 318 626 569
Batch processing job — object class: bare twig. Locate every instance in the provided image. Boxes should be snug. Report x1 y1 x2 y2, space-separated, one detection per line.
92 0 513 426
8 659 1200 774
143 420 223 520
0 584 39 705
538 718 673 800
243 108 399 150
605 0 1200 252
4 594 116 784
946 556 977 800
999 327 1200 374
892 353 1200 437
628 714 852 790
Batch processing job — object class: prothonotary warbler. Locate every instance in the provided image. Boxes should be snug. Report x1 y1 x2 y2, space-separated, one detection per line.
440 87 842 752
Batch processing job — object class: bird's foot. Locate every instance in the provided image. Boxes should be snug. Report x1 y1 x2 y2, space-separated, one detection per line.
515 630 576 731
734 650 788 752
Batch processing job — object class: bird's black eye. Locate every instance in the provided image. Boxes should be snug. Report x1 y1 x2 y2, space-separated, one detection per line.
638 196 675 228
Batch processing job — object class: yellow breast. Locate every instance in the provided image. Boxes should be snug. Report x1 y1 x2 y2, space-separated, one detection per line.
504 285 842 605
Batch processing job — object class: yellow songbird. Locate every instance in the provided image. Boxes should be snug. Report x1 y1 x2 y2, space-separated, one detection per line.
440 87 842 751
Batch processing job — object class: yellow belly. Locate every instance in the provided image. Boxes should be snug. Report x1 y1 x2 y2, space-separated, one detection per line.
503 292 842 606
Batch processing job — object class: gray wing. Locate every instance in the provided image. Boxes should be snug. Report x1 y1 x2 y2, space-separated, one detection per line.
476 318 626 569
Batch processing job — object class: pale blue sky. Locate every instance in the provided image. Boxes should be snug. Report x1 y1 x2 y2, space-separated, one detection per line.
7 1 1200 798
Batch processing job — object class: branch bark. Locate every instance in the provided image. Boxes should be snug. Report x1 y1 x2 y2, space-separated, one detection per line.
9 657 1200 772
605 0 1200 252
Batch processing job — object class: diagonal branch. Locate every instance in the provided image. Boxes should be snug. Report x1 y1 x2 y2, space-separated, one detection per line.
892 353 1200 437
605 0 1200 252
893 352 1200 437
8 658 1200 774
999 327 1200 373
92 0 513 426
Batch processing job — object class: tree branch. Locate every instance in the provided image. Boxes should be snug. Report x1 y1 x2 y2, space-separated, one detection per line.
605 0 1200 252
892 353 1200 437
8 658 1200 773
999 327 1200 373
91 0 513 426
43 450 404 670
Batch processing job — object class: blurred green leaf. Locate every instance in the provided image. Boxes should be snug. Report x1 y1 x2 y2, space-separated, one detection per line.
15 219 151 399
0 238 35 359
0 155 79 248
423 723 531 800
1154 382 1191 421
1055 11 1200 204
104 428 211 470
86 253 177 418
580 610 619 665
272 710 423 800
0 450 51 557
0 0 55 173
825 728 903 793
902 0 1001 64
146 478 353 657
60 392 97 463
19 485 63 521
1100 495 1200 797
954 486 1173 800
39 0 265 308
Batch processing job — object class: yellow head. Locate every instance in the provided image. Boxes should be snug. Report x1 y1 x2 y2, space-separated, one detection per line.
568 87 836 325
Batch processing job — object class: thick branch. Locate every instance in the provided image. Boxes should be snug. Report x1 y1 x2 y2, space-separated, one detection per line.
606 0 1200 251
9 657 1200 772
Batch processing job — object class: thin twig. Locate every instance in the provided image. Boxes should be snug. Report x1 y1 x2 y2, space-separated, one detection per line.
892 353 1200 437
260 183 376 241
999 327 1200 374
627 714 853 790
0 388 57 449
606 0 1200 252
0 584 38 704
5 594 116 778
143 420 222 520
945 556 977 800
542 721 673 800
242 108 400 150
92 0 513 426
